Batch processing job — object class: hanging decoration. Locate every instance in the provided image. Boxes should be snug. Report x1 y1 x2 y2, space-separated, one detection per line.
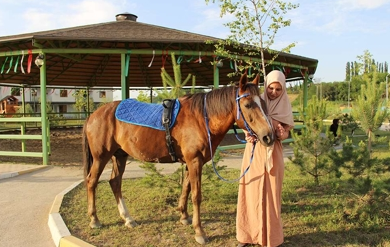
284 67 291 76
13 56 20 73
176 55 183 64
1 57 8 74
20 50 25 74
216 59 223 68
6 56 13 73
234 56 238 72
194 51 202 63
148 50 155 67
300 69 308 78
246 58 252 76
161 50 169 68
27 50 33 73
186 56 194 62
255 62 261 71
271 65 282 71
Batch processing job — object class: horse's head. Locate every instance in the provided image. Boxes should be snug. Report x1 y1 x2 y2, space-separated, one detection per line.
234 73 274 147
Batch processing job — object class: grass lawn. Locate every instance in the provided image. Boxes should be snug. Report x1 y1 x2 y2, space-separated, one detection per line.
61 149 390 247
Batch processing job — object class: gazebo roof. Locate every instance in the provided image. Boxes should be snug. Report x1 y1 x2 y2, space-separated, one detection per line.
0 13 318 88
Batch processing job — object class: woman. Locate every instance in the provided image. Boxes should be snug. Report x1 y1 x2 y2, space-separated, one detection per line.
236 70 294 247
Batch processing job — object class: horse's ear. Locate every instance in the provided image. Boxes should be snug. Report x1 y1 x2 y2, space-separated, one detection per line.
251 74 260 86
239 72 248 88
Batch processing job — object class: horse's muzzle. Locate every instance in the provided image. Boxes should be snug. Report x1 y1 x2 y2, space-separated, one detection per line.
261 134 275 146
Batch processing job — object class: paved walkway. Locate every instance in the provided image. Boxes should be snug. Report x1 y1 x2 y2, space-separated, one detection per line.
0 145 294 247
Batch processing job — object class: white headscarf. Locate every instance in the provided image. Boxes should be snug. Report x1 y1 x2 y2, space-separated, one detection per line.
261 70 294 127
260 70 294 172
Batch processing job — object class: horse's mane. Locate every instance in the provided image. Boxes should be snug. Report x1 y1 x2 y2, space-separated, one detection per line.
181 86 236 117
181 82 261 118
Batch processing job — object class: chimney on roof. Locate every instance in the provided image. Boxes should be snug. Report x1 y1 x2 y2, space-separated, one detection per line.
116 12 138 21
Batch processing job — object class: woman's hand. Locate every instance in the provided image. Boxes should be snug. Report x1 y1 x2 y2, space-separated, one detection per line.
275 123 287 140
245 132 257 143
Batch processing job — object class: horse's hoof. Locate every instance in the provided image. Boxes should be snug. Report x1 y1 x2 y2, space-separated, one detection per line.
180 218 192 225
195 235 207 245
125 220 138 228
89 221 102 228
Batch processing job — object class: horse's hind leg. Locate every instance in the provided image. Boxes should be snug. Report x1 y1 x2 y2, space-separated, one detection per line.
177 167 192 225
110 154 138 228
86 159 108 228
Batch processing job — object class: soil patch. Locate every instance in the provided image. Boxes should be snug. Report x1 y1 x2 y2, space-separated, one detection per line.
0 127 83 166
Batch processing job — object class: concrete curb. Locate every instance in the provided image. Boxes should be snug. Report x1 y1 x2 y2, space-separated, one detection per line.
0 165 48 180
47 168 114 247
48 179 95 247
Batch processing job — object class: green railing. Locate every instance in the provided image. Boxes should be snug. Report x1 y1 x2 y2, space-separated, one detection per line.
0 117 50 163
217 128 298 151
0 112 88 131
217 112 304 151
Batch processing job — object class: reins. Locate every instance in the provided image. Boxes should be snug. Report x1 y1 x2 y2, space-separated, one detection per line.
203 89 256 183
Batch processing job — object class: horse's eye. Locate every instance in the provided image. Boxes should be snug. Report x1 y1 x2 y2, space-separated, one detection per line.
244 102 252 109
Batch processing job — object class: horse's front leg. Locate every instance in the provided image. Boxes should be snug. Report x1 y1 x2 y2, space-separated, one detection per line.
177 167 191 225
188 161 207 245
110 155 138 228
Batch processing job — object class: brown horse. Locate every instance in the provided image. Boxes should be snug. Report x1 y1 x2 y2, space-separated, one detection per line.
82 73 274 245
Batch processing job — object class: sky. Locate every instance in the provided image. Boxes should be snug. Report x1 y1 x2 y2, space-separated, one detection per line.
0 0 389 83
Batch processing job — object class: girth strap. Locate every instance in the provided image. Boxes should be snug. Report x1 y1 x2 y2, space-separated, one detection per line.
162 99 177 162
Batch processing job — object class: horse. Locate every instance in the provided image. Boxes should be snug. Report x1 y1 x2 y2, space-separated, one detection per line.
82 73 274 245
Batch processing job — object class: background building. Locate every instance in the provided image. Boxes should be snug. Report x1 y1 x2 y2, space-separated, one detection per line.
0 86 114 117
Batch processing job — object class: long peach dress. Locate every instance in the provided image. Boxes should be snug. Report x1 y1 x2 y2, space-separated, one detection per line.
236 139 285 247
236 70 293 247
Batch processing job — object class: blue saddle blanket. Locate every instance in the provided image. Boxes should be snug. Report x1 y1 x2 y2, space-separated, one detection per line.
115 99 180 130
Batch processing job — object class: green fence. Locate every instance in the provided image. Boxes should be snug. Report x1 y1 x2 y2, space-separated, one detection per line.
217 112 304 151
0 117 50 164
216 127 299 151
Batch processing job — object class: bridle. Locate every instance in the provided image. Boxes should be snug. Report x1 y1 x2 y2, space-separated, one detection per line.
203 88 259 183
233 90 273 143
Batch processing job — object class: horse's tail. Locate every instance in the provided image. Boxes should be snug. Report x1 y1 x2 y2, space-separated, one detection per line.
82 117 93 183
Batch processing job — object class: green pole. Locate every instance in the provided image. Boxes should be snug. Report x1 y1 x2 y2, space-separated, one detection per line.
21 86 26 152
39 53 49 165
303 71 309 113
86 87 90 117
213 59 220 88
121 53 129 99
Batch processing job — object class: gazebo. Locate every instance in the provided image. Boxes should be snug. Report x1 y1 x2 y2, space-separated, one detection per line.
0 12 318 164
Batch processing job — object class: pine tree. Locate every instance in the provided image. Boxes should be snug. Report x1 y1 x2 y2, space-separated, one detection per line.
351 70 388 154
160 53 195 99
72 89 94 117
350 62 354 77
354 61 359 76
289 96 337 185
346 62 351 81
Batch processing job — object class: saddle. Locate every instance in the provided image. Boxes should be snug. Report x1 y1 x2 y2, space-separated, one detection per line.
114 98 180 162
162 99 177 162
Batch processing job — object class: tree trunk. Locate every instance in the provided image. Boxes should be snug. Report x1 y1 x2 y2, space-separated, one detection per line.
367 130 372 158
